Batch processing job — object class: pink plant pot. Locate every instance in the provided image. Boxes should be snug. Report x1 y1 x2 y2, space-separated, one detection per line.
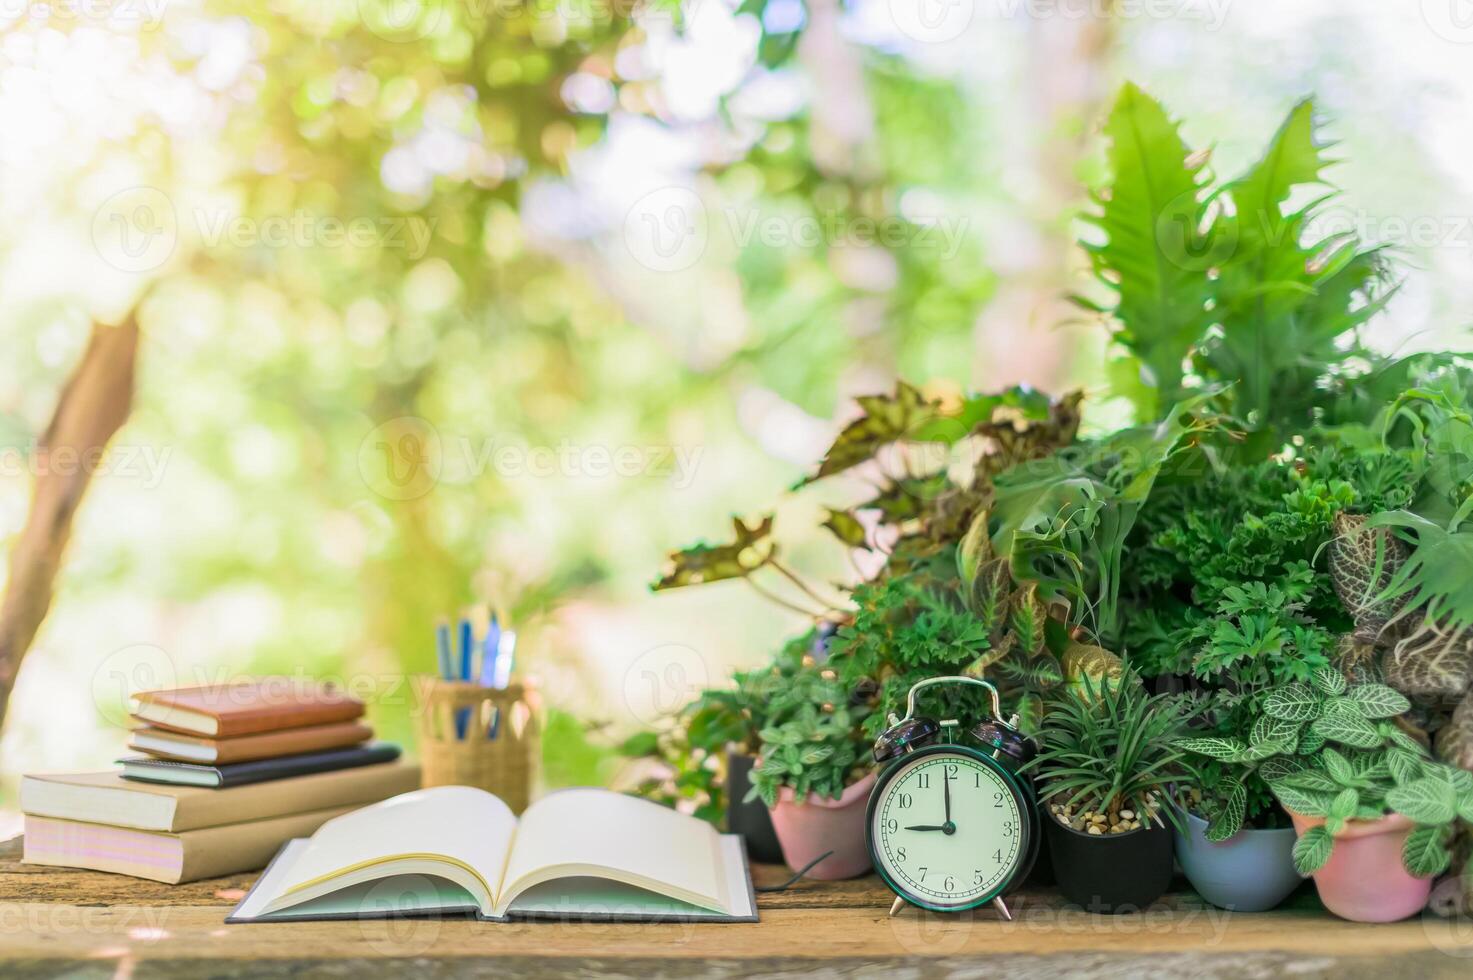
1287 810 1433 922
768 771 877 880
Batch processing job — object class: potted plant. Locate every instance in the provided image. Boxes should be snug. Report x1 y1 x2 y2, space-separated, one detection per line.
1025 673 1198 913
746 665 875 879
1190 666 1473 921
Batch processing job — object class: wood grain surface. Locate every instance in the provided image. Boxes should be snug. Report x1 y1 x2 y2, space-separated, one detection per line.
2 835 1471 978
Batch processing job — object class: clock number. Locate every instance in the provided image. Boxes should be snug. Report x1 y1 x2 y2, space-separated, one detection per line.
974 771 981 788
994 791 1005 807
897 792 913 809
1002 820 1015 838
943 876 955 892
916 772 930 789
885 818 898 834
944 764 958 777
974 870 985 885
992 850 1002 864
918 867 927 882
896 846 906 862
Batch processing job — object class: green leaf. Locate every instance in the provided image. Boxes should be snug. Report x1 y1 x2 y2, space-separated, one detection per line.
1312 667 1347 697
653 515 774 590
1273 784 1335 817
1008 582 1048 657
1264 684 1320 722
970 557 1012 641
820 508 869 549
1293 825 1335 875
1227 98 1325 248
1402 825 1451 879
1177 736 1248 761
1386 777 1458 825
1078 82 1211 403
957 508 992 586
1343 684 1411 720
1205 780 1248 842
1387 748 1424 787
1297 726 1327 755
799 382 938 484
1328 787 1358 827
1310 712 1383 749
1322 749 1354 785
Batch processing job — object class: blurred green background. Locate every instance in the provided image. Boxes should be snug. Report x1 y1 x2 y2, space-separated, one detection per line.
1 1 1471 819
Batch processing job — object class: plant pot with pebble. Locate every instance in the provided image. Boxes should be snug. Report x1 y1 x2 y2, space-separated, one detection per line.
1025 672 1198 913
748 664 876 880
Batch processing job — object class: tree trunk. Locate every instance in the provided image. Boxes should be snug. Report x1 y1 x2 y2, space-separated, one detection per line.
0 313 140 729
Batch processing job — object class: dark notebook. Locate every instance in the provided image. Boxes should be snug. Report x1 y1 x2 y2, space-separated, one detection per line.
119 743 401 788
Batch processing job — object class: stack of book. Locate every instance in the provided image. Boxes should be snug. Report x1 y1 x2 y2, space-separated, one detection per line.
20 680 420 883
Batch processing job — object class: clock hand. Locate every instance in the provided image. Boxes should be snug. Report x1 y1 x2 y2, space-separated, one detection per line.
943 769 952 824
903 824 947 832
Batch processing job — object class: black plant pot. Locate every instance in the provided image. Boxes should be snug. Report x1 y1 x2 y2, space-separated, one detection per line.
1046 813 1174 913
726 751 785 864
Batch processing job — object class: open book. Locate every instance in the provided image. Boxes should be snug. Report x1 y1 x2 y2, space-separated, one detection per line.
228 786 756 923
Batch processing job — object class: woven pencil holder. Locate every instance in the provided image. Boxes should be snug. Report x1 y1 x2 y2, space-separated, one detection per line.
415 680 539 813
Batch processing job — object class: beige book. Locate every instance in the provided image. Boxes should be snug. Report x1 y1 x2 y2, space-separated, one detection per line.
23 806 356 883
20 763 421 832
229 786 756 923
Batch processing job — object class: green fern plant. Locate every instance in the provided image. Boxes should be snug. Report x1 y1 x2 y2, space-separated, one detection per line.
1078 85 1396 431
746 665 871 807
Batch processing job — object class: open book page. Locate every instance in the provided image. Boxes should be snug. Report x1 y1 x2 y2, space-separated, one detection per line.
496 788 729 916
262 786 516 914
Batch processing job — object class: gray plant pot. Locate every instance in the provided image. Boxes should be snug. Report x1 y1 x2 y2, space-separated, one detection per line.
1174 811 1302 912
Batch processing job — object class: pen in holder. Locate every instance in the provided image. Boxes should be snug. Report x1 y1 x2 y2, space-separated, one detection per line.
416 679 539 814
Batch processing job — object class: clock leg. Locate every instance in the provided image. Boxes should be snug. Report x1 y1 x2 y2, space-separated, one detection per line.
888 896 906 917
991 897 1012 921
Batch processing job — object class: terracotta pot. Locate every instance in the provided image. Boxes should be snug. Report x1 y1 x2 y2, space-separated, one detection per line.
768 771 877 880
1287 810 1433 922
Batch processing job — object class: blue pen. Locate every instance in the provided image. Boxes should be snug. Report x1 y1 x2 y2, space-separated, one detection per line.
435 621 453 680
488 629 517 739
479 614 500 687
455 617 474 738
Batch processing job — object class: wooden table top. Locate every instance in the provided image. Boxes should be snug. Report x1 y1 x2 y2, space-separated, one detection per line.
2 835 1471 978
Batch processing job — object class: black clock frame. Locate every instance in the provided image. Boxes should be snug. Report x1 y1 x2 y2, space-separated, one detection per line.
866 742 1039 913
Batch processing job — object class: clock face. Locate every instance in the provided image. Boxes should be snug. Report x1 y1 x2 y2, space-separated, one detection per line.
869 748 1027 910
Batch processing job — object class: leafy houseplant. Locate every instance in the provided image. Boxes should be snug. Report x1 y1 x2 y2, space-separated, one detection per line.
1184 667 1473 920
746 665 876 879
1025 674 1198 912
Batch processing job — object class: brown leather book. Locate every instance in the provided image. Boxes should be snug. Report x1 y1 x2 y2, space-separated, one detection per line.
130 680 364 737
128 720 373 763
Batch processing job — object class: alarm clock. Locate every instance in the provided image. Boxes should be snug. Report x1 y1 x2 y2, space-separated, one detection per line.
865 676 1040 919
